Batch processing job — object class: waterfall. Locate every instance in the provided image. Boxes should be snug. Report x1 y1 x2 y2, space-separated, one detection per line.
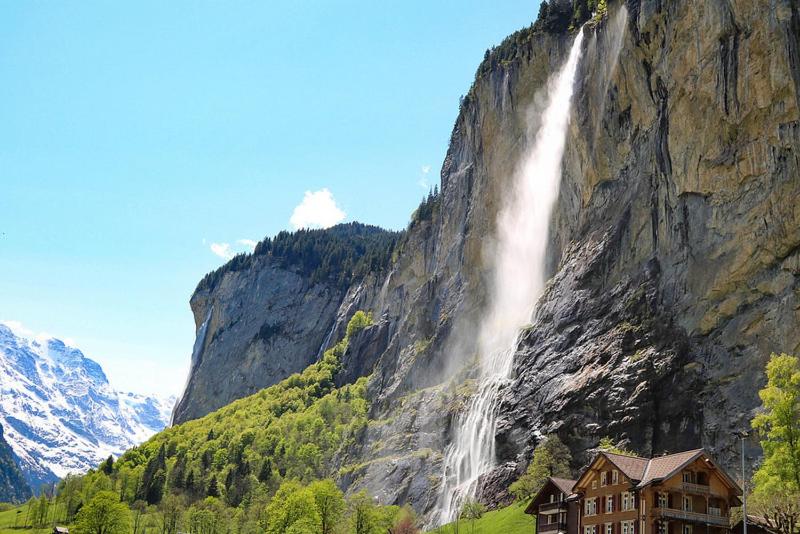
170 306 213 426
436 28 585 524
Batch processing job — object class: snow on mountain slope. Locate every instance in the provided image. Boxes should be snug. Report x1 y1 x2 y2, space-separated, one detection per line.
0 323 175 489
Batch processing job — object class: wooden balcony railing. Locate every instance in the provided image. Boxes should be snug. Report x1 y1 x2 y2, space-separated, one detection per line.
539 501 567 513
681 482 711 495
539 522 569 533
654 507 729 526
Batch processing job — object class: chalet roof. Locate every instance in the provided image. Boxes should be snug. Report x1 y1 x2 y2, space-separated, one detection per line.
524 476 578 515
573 448 742 496
602 452 650 481
637 449 704 486
551 476 578 496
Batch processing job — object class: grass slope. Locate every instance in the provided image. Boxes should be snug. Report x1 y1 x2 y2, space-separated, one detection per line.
428 502 534 534
0 504 51 534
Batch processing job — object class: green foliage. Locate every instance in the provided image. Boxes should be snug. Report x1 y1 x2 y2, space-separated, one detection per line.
74 491 131 534
597 436 636 456
309 479 345 534
460 499 487 534
509 435 572 502
60 311 382 534
347 490 398 534
347 310 374 339
196 222 401 292
752 353 800 493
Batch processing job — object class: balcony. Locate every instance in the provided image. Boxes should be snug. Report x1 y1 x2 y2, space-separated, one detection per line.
539 522 569 533
539 501 567 513
681 482 711 495
654 507 729 527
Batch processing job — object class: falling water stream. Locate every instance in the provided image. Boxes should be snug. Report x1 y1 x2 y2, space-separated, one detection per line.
437 28 586 524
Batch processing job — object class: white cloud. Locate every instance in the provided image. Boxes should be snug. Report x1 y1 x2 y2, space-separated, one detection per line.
289 188 346 230
237 239 257 251
419 164 432 189
210 242 234 260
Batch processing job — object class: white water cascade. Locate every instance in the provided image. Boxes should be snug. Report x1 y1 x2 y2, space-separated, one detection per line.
437 28 586 523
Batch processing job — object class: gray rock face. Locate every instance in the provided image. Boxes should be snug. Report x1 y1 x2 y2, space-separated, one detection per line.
171 257 347 424
175 0 800 521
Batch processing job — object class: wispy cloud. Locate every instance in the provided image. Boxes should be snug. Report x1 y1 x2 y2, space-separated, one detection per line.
210 242 234 260
419 164 432 189
289 188 346 230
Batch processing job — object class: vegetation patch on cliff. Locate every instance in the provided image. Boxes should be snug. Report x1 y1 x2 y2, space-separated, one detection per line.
196 222 402 293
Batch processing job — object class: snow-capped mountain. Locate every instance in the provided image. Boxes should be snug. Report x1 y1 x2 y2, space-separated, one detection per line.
0 323 175 489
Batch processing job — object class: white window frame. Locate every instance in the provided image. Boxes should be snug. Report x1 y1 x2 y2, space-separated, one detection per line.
658 493 667 509
683 496 692 512
622 492 634 511
593 480 598 489
606 524 613 534
601 471 608 486
612 470 619 484
658 521 668 534
586 527 598 534
683 525 692 534
622 521 634 534
606 495 614 514
682 472 693 483
586 498 598 516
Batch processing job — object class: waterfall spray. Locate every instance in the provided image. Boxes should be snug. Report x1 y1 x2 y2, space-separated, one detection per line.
437 28 585 524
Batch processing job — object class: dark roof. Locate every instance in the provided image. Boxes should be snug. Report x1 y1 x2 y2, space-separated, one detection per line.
525 476 578 515
638 449 704 486
602 452 650 481
732 516 781 534
551 477 578 496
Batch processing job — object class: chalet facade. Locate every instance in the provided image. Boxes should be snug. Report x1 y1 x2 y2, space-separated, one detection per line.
525 477 579 534
525 449 742 534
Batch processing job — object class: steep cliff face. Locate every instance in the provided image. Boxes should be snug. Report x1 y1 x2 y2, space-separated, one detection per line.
176 0 800 519
0 424 31 503
171 223 399 424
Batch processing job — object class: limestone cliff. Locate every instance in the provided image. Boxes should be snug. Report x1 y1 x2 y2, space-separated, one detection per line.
176 0 800 518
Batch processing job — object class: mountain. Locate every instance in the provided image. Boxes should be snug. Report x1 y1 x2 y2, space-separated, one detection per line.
0 323 175 489
0 424 31 503
156 0 800 522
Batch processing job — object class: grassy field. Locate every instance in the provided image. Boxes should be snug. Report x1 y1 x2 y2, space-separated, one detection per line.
428 502 534 534
0 504 51 534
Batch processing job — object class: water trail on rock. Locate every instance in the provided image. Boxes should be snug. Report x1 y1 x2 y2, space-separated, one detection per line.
436 28 585 524
170 307 213 426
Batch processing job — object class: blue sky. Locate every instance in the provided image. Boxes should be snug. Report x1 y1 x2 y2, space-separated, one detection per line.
0 1 540 397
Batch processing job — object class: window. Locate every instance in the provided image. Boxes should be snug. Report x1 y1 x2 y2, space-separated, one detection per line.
658 493 667 509
606 495 614 514
550 494 556 503
593 480 598 489
622 521 635 534
606 524 613 534
622 492 634 511
682 525 692 534
682 472 693 483
683 496 692 512
601 471 608 486
658 522 668 534
586 498 598 516
586 527 597 534
612 470 619 484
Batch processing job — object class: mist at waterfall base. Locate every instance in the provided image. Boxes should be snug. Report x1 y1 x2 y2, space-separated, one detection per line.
436 29 586 524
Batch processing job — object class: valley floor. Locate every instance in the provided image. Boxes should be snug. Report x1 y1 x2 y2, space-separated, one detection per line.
427 502 534 534
0 505 51 534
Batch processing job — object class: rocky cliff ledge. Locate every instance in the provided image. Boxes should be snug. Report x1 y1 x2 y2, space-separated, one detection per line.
176 0 800 518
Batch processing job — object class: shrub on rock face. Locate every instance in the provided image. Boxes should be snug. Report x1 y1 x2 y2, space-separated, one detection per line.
509 435 572 501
